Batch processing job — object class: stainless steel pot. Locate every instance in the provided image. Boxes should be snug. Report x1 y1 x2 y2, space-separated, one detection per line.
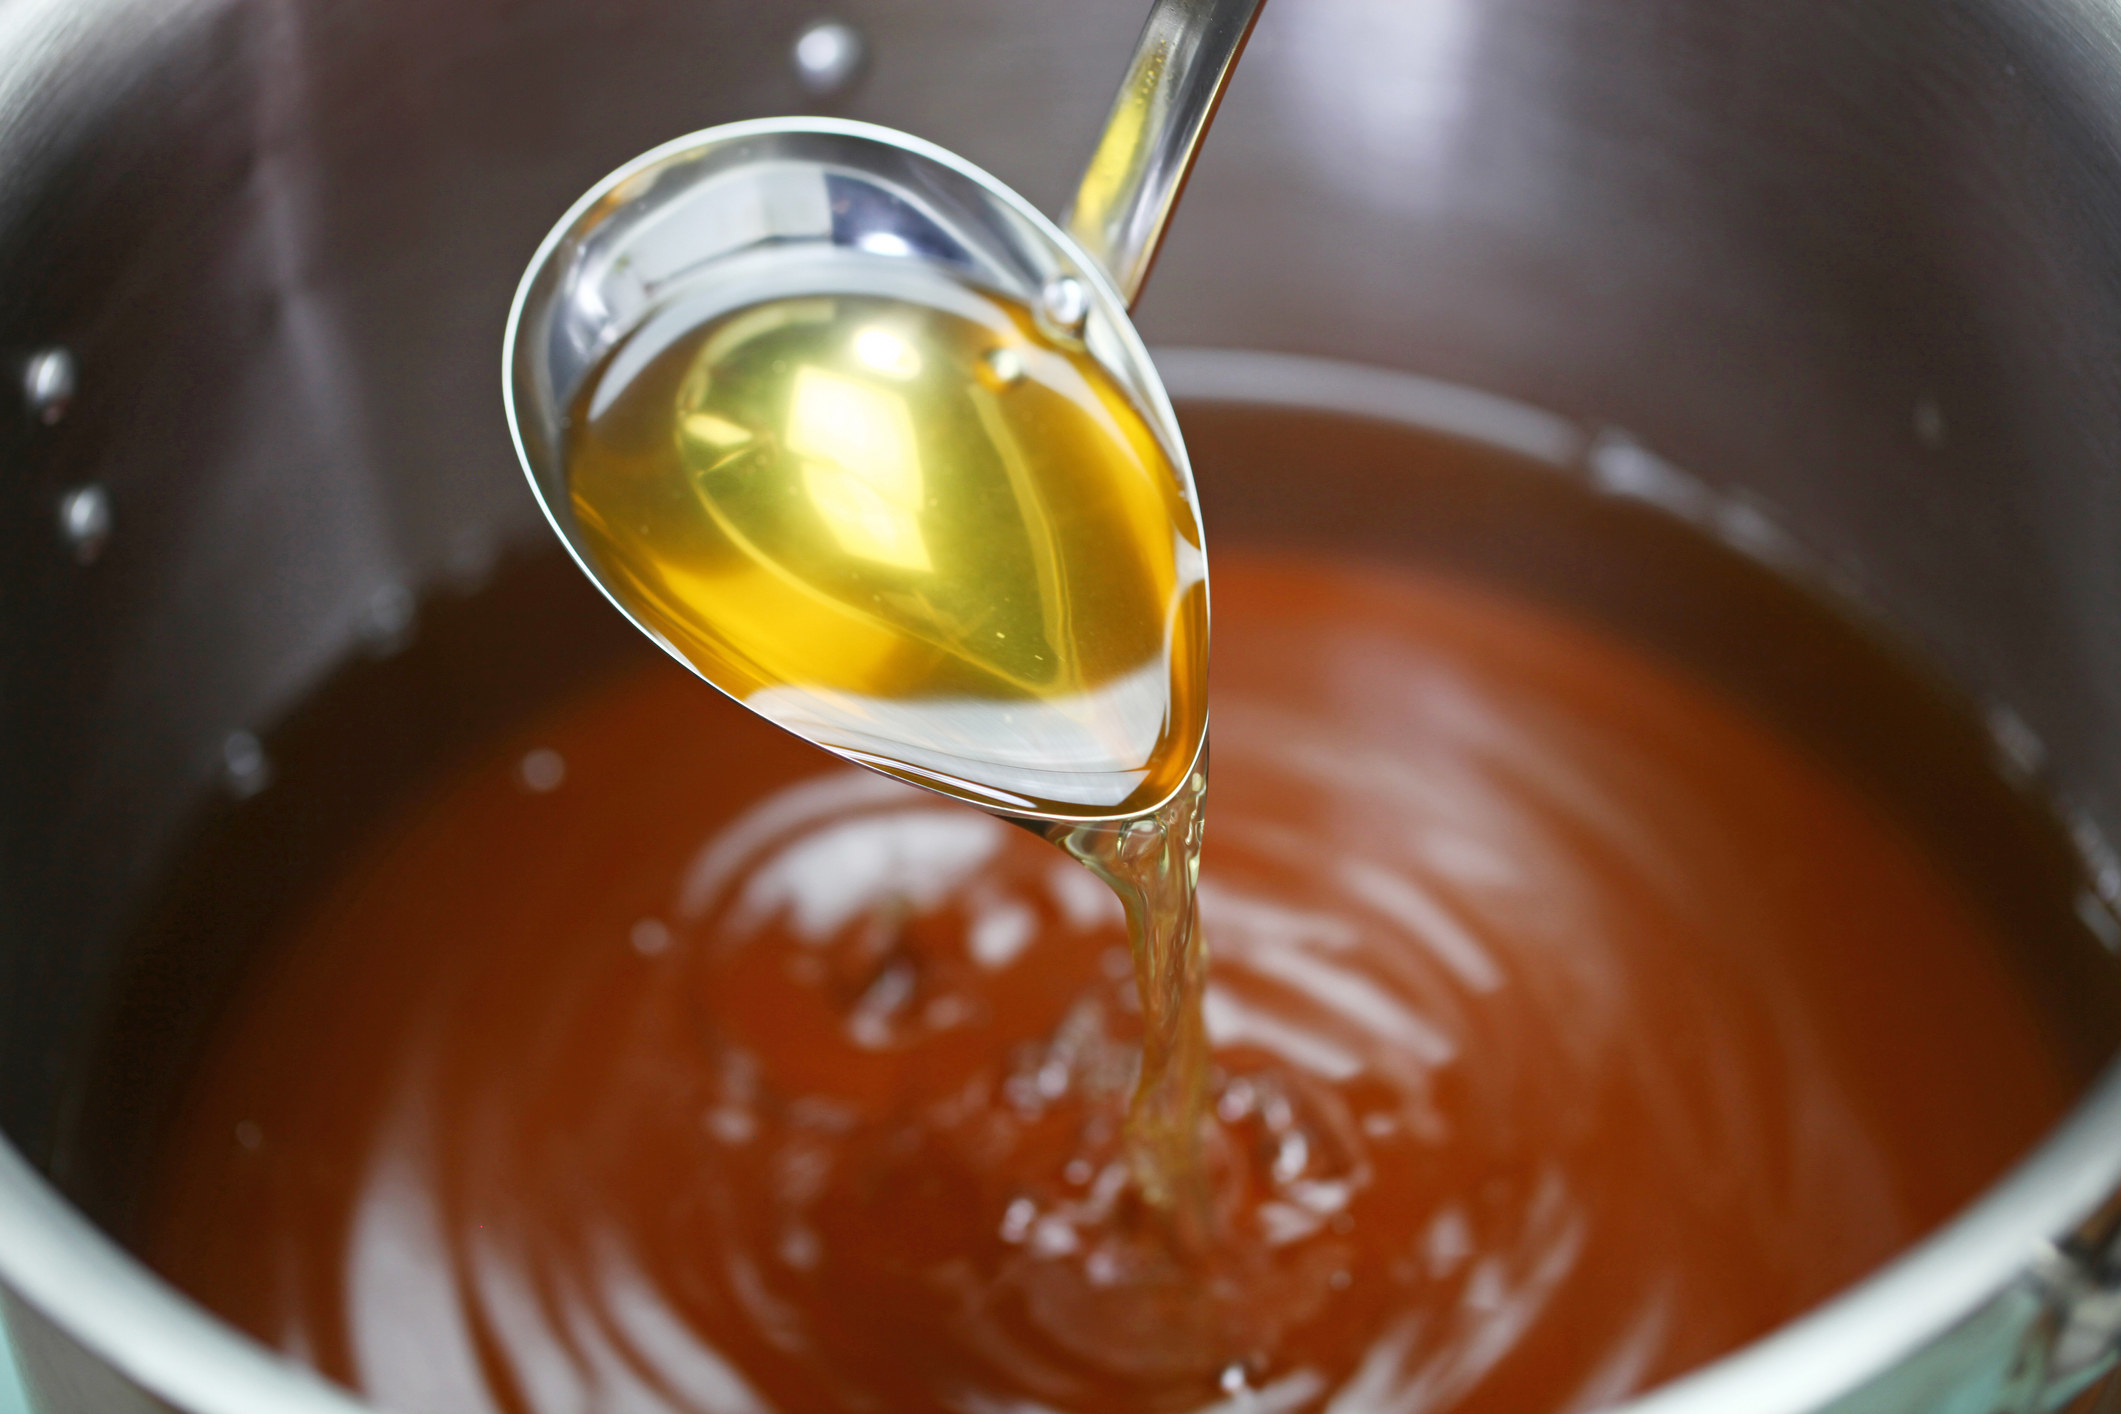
0 0 2119 1410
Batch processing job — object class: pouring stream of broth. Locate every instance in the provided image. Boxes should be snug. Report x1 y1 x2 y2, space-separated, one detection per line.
520 0 1267 1221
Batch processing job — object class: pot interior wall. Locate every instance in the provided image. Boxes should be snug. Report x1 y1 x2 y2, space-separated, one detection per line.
2 0 2119 1233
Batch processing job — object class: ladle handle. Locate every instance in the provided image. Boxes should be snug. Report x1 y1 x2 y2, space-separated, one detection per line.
1063 0 1268 306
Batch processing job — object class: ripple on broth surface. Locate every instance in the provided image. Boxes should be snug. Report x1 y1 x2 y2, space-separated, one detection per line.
143 554 2069 1414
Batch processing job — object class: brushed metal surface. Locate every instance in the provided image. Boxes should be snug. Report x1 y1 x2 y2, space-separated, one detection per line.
0 1317 25 1414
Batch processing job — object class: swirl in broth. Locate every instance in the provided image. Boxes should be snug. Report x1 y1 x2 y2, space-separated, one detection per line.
140 548 2071 1414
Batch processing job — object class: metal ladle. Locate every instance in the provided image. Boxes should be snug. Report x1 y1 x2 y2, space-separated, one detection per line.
502 0 1263 827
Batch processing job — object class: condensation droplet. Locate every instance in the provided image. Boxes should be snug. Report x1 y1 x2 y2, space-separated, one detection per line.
223 731 272 800
361 582 417 656
24 347 76 424
57 484 111 564
791 18 867 96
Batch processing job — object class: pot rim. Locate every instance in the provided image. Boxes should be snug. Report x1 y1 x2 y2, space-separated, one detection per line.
2 349 2118 1414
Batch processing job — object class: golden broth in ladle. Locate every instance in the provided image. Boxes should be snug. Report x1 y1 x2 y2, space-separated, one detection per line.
564 283 1207 821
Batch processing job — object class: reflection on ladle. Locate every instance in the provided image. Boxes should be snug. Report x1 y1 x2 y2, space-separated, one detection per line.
504 0 1264 1215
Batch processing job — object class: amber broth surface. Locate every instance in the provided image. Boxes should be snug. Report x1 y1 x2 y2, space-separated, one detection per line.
141 549 2070 1414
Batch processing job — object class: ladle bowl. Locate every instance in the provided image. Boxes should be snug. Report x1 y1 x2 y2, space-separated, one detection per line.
502 117 1201 825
